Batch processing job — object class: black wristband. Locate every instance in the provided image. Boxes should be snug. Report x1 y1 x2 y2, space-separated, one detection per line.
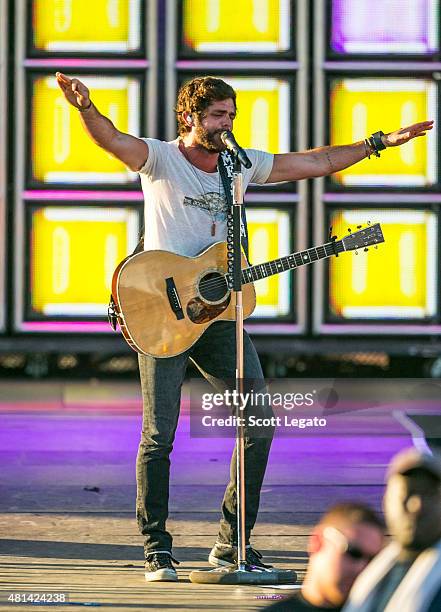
78 101 92 112
371 131 386 152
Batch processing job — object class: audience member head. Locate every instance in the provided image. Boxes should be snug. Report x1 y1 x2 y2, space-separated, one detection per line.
384 448 441 552
303 502 385 608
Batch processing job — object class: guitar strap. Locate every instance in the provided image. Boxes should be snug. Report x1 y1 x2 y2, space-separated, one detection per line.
218 150 250 261
107 149 250 330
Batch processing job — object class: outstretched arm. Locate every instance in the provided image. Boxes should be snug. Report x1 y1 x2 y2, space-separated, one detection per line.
266 121 434 183
55 72 148 172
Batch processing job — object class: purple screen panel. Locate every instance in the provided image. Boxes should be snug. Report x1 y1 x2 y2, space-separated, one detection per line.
331 0 438 55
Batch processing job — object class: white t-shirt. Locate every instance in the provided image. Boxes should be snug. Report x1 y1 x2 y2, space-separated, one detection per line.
137 138 274 257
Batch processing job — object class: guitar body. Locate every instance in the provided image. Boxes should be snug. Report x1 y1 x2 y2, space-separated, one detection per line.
112 241 256 358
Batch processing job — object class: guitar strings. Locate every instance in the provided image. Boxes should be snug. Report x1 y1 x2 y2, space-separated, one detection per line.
153 239 348 299
155 236 354 298
170 249 339 299
164 265 274 299
186 244 341 294
172 276 240 296
172 258 301 296
134 237 376 309
161 276 240 301
185 252 315 293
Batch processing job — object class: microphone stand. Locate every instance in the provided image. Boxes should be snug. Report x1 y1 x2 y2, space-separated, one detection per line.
189 153 296 586
231 153 247 572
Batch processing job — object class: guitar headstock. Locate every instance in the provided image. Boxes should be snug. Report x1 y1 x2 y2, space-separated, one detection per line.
342 223 385 252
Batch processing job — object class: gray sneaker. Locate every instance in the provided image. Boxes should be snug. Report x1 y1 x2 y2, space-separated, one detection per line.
144 552 179 582
208 543 297 583
209 543 273 569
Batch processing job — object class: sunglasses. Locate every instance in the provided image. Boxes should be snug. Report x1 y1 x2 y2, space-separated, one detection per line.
345 542 376 563
323 526 376 563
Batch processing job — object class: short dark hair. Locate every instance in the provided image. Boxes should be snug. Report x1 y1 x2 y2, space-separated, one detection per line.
175 76 237 136
320 502 385 531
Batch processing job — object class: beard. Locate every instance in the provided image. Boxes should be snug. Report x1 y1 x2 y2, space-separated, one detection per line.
194 125 226 153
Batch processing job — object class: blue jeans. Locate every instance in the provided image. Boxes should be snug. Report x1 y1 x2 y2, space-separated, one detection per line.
136 320 274 555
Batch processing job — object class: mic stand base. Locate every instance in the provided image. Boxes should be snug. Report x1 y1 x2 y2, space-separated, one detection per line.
189 565 297 585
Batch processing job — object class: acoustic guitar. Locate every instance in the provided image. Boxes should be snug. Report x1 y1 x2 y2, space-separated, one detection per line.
111 223 384 357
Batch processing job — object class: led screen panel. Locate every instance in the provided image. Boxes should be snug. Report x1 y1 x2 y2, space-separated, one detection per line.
30 74 141 186
247 208 292 318
218 77 291 153
27 206 139 319
328 209 437 320
330 0 439 55
329 78 437 187
31 0 142 53
181 0 291 53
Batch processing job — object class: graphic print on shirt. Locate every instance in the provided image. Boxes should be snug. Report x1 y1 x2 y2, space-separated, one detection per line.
183 192 228 222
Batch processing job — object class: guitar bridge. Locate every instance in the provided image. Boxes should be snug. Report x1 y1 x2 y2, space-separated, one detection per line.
166 277 184 320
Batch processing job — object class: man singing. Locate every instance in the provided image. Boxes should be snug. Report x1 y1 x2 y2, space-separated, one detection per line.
56 72 432 582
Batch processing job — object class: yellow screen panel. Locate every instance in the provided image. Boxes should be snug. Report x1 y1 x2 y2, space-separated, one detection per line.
32 75 140 184
330 78 437 187
329 209 437 319
30 207 139 317
182 0 290 52
247 208 291 317
33 0 141 52
221 77 290 153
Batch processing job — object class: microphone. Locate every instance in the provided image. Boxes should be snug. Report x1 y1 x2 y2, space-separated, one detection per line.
220 130 252 169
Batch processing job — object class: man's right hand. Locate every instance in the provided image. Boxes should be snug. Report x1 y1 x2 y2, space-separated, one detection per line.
54 71 148 171
56 72 91 110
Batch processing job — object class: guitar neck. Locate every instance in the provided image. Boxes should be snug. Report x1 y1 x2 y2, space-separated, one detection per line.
238 239 346 285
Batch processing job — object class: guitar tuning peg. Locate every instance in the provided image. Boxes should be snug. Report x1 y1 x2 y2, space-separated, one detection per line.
357 225 362 229
355 250 358 255
374 245 378 249
367 220 371 225
364 247 369 252
347 228 352 233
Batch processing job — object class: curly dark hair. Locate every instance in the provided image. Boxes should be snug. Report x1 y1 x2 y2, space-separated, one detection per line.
175 76 237 136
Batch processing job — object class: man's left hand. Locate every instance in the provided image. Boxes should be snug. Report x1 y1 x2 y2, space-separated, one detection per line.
384 120 434 147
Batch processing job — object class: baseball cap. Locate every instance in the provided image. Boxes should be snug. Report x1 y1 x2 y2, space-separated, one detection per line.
387 448 441 482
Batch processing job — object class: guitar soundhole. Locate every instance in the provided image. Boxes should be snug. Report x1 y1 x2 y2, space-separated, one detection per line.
198 272 229 304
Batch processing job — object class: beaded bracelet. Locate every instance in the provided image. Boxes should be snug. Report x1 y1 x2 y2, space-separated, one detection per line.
364 138 375 159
